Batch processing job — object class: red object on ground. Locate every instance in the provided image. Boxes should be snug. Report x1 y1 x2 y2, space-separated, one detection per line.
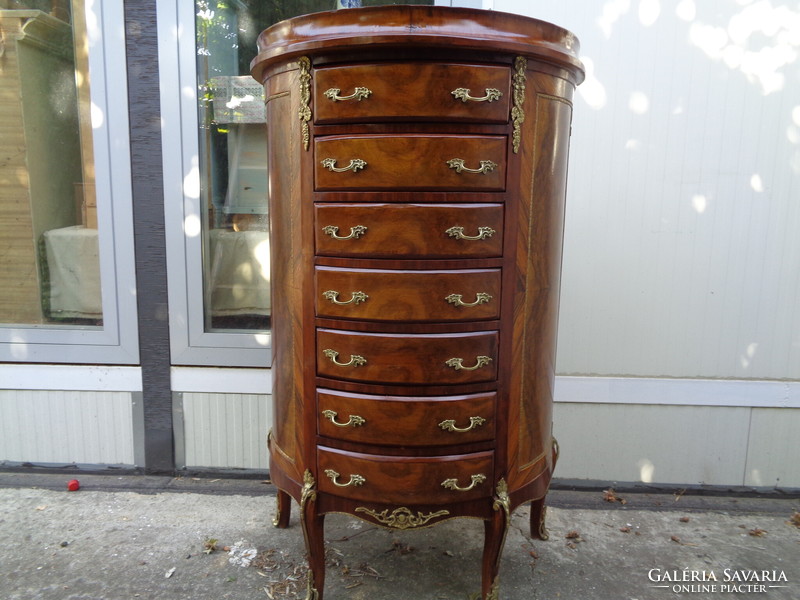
67 479 80 491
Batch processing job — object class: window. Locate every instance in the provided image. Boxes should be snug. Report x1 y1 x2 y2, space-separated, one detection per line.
195 1 282 334
159 0 435 366
0 0 138 364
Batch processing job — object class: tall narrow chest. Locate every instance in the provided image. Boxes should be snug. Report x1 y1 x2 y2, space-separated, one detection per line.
251 7 583 598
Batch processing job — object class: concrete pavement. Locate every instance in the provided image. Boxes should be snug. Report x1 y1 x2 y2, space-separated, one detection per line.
1 473 798 599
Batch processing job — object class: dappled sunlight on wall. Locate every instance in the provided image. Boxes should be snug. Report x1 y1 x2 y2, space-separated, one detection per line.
494 0 800 380
688 1 798 95
576 56 607 109
637 458 655 483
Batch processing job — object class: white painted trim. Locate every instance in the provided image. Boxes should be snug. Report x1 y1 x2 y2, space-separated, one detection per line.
171 366 271 394
555 376 800 409
0 364 142 392
169 370 799 408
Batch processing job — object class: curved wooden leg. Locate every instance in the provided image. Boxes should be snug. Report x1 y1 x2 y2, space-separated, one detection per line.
299 471 325 600
302 511 326 600
273 488 291 529
482 492 509 600
530 496 549 541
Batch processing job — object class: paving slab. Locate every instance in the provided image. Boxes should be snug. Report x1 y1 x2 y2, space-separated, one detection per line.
0 474 798 600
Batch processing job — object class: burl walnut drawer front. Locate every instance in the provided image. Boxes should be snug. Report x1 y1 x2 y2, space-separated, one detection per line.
316 267 501 322
317 329 498 385
314 135 506 191
315 203 504 259
317 389 496 446
318 446 494 504
313 63 511 124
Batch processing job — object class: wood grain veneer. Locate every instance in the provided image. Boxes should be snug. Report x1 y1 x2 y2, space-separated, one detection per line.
252 6 583 599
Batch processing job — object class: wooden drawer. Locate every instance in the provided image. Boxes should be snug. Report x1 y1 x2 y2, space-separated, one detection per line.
313 63 511 124
316 267 501 322
317 389 496 446
318 446 494 504
315 203 504 259
314 135 506 191
317 329 498 385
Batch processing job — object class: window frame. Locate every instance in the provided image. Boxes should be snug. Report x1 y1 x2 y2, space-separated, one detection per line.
157 0 271 367
0 0 139 365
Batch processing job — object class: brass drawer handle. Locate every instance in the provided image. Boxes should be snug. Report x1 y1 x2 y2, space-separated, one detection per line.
323 290 369 305
451 87 503 103
441 474 486 492
445 355 492 371
324 86 373 102
324 469 366 488
439 416 486 433
321 158 368 173
445 292 492 307
322 224 368 240
446 158 498 175
322 410 366 428
323 349 367 368
446 226 496 241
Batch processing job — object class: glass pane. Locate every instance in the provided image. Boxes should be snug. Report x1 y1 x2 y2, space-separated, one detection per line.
194 0 434 333
0 0 102 327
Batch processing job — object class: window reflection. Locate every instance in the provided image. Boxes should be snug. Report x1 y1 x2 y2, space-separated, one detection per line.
0 0 101 326
194 0 433 332
196 1 275 332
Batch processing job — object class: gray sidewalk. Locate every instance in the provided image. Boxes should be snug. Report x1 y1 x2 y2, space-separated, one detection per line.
1 474 798 600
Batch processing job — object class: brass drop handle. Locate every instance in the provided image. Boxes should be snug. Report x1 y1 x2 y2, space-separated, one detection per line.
441 474 486 492
445 356 492 371
324 87 372 102
323 290 369 305
439 416 486 433
446 226 496 241
321 158 367 173
323 349 367 368
322 410 366 428
324 469 366 488
445 293 492 307
322 225 368 240
451 87 503 103
446 158 498 174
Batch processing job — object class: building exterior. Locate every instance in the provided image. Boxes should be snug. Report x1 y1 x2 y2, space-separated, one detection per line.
1 0 798 488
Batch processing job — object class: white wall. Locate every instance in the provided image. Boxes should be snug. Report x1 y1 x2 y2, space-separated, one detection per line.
0 366 142 467
169 1 799 486
0 390 136 466
495 0 800 380
178 392 270 470
554 403 800 487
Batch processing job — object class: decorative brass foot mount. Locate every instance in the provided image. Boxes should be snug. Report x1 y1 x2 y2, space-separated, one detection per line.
305 570 319 600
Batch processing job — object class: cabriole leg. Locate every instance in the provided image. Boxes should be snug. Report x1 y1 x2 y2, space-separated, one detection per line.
299 471 325 600
273 488 291 529
482 479 510 600
530 496 549 541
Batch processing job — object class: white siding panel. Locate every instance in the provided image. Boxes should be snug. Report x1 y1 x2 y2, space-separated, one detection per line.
492 0 800 380
552 402 751 485
182 392 270 469
0 390 134 465
744 408 800 488
556 376 800 408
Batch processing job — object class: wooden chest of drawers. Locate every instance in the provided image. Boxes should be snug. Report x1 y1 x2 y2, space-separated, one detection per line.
251 6 583 599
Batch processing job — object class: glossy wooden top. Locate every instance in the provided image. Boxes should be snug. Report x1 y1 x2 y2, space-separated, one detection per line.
251 6 584 84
